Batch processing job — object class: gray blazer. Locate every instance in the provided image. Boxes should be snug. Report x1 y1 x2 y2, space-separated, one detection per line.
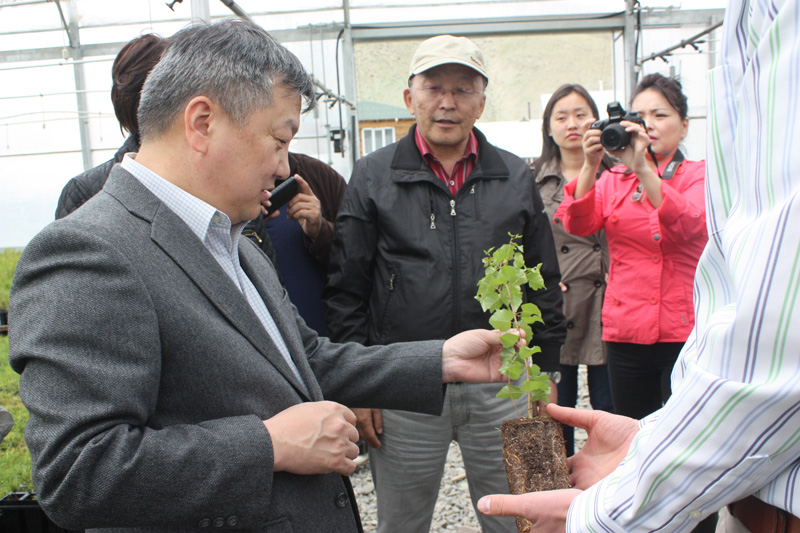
9 167 446 532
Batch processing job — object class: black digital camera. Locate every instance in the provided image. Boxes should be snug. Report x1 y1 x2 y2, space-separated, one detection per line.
590 102 646 151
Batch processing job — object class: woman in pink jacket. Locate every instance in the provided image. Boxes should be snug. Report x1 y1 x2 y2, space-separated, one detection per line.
554 73 707 419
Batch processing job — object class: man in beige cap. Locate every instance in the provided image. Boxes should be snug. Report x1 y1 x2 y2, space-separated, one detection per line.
326 35 566 532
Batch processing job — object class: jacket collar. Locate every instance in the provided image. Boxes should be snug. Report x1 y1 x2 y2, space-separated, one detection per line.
533 159 564 186
103 166 314 400
114 135 140 162
390 124 509 183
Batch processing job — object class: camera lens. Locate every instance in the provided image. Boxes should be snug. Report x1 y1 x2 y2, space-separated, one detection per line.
601 124 630 151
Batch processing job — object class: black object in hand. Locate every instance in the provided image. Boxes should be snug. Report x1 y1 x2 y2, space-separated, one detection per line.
590 102 647 151
265 176 299 215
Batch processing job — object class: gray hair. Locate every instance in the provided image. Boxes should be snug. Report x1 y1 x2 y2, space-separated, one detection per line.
138 18 315 140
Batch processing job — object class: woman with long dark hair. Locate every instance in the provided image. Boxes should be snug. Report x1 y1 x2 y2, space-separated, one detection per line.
534 84 614 456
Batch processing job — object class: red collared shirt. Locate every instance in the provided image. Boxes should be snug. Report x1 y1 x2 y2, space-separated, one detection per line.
414 127 479 196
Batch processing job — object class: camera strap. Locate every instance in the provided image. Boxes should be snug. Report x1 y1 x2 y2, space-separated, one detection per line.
650 149 684 180
632 150 685 203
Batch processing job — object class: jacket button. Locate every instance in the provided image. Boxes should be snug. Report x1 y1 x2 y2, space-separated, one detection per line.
199 518 211 528
227 516 239 527
650 297 658 304
554 216 561 224
335 492 349 508
213 517 225 527
593 280 602 288
561 246 569 253
653 233 661 241
652 255 659 262
593 244 601 251
566 321 575 329
610 215 619 223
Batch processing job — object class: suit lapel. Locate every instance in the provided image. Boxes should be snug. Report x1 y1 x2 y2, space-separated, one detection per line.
104 168 312 399
240 246 322 401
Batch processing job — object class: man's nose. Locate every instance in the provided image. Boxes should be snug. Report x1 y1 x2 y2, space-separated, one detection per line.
439 90 457 108
275 151 291 180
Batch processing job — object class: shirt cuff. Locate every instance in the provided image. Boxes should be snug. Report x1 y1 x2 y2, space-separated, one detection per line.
567 478 628 533
561 179 597 218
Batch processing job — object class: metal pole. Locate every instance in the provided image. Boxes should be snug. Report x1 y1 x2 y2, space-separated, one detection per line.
341 0 360 167
623 0 637 100
191 0 211 22
218 0 253 22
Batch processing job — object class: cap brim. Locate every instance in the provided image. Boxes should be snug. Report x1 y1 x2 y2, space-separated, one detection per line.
409 57 488 79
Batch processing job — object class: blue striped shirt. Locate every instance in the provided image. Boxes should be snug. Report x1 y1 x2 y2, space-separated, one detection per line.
568 0 800 529
120 155 306 391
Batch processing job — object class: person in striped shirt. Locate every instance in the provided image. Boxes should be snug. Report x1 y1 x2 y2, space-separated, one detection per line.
477 0 800 530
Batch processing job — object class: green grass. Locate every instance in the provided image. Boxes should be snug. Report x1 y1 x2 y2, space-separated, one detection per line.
0 249 21 311
0 335 33 495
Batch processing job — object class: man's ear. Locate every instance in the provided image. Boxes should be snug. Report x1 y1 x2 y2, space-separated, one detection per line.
403 88 416 116
184 96 215 154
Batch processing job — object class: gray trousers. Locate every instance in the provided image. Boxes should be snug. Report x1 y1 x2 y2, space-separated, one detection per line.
370 382 517 533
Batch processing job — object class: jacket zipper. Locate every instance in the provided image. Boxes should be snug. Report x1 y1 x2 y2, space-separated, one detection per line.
470 184 478 219
429 187 437 229
450 193 459 334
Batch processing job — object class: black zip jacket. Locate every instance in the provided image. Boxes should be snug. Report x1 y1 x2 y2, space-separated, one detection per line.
55 135 139 220
325 126 566 370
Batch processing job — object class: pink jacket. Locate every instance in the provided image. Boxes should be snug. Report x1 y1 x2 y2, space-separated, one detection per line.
554 159 708 344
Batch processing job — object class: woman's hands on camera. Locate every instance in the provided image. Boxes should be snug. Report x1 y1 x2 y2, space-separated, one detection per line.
574 117 604 199
608 120 650 175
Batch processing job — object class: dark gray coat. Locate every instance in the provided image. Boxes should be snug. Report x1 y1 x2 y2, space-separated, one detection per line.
10 166 446 532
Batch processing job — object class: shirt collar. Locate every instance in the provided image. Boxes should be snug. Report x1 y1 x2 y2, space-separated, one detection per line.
414 127 479 164
120 154 248 246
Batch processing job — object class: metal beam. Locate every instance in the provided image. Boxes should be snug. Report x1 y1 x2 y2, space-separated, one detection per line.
624 0 637 99
0 43 125 64
0 8 726 66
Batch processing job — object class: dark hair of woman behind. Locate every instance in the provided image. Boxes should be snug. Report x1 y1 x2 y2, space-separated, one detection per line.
111 34 167 141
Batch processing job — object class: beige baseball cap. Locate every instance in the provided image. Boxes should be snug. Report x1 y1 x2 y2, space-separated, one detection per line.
408 35 488 80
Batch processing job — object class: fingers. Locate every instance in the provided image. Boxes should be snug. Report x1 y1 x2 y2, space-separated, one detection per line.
264 401 362 475
354 408 382 449
478 489 580 521
293 174 313 195
546 404 593 429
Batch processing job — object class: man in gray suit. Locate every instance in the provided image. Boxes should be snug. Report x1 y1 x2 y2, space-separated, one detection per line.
8 20 511 532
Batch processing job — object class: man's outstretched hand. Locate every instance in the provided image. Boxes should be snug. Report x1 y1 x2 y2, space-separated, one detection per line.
441 328 524 383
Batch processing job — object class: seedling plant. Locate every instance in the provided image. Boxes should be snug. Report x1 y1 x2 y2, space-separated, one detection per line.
475 233 551 418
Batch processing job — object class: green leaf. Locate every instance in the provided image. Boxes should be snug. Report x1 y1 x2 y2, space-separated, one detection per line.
520 379 550 393
489 309 513 331
507 361 525 380
500 332 519 348
526 267 545 291
500 265 520 285
521 324 534 344
477 291 500 312
517 345 536 360
497 384 524 400
520 302 540 319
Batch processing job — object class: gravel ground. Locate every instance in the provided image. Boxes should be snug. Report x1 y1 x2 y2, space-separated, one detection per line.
352 367 590 532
